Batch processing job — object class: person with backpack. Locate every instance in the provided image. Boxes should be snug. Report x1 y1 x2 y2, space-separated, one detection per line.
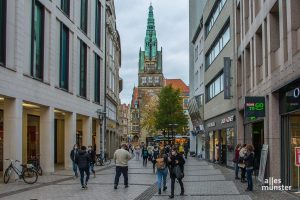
142 146 149 167
238 144 247 183
75 146 91 189
156 151 168 195
244 144 255 191
70 144 79 178
168 148 185 198
87 145 96 178
152 146 159 173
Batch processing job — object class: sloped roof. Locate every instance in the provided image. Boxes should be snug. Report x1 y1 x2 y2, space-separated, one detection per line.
164 79 189 94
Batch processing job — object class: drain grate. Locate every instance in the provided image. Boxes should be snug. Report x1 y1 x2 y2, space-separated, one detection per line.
134 183 157 200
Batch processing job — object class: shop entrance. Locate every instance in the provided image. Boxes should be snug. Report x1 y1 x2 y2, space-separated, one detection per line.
27 115 40 162
252 121 264 164
54 110 65 169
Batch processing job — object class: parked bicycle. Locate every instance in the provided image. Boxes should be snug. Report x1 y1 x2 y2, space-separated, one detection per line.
3 159 38 184
28 155 43 176
95 152 111 166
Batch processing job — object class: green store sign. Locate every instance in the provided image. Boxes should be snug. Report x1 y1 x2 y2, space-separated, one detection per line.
244 97 265 121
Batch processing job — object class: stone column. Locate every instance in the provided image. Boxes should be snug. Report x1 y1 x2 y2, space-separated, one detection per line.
3 98 23 170
64 112 76 169
95 121 101 154
40 106 55 173
82 116 92 147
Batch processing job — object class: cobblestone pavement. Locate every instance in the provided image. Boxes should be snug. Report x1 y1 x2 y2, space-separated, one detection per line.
0 157 299 199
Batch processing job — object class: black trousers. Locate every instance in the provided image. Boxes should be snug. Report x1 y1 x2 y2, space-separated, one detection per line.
114 166 128 186
143 157 148 166
241 167 246 179
171 177 184 195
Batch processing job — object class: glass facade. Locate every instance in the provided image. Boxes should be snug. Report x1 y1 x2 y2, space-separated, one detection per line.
79 40 87 97
205 0 227 35
61 0 70 16
59 23 69 90
80 0 88 33
290 113 300 188
207 73 224 101
94 53 100 103
0 0 6 65
95 0 101 47
31 1 44 80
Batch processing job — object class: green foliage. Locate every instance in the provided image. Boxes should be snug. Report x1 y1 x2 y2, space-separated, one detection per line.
155 85 188 133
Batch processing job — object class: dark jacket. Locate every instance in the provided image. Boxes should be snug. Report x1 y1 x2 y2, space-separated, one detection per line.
70 149 78 162
169 154 185 178
244 152 254 169
142 148 148 158
88 149 96 164
75 150 91 169
233 149 240 163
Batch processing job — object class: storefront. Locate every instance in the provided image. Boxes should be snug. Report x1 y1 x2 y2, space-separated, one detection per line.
0 110 3 172
280 78 300 189
205 110 236 167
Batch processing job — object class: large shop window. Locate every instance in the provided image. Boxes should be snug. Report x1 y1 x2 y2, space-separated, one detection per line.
59 23 69 90
31 0 44 80
94 53 101 103
0 0 6 65
206 73 224 101
95 0 101 48
61 0 70 16
79 40 87 97
80 0 88 33
205 0 227 36
205 23 230 69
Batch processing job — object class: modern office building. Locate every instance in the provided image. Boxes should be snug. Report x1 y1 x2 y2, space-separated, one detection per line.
234 0 300 188
188 0 207 157
0 0 121 173
203 0 236 167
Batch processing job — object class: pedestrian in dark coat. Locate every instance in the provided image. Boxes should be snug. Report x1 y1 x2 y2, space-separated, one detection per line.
88 145 96 178
168 149 185 198
75 146 91 189
70 144 79 178
244 144 255 191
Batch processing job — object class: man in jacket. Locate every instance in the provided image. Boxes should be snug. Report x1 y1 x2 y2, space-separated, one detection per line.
70 144 79 178
75 146 91 189
87 145 96 178
168 148 185 198
113 143 132 189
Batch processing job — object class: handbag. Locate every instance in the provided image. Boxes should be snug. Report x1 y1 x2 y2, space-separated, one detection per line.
173 165 183 179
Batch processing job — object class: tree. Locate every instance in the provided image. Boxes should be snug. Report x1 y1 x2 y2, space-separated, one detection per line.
140 95 159 136
155 85 188 134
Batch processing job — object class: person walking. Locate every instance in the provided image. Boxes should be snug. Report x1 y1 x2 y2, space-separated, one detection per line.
142 146 149 167
75 146 91 189
113 143 132 189
244 144 255 191
87 145 96 178
135 145 140 161
156 151 168 195
152 146 159 174
233 144 241 179
238 144 247 183
184 143 189 159
168 148 185 198
70 144 79 178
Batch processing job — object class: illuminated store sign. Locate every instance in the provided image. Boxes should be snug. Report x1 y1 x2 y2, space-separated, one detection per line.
244 96 265 121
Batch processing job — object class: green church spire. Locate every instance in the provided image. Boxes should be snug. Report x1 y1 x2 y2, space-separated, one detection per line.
145 3 157 60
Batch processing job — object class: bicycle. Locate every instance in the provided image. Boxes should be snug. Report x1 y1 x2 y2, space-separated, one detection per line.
28 155 43 176
3 159 38 184
95 152 111 166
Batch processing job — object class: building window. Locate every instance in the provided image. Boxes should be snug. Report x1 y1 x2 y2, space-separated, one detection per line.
154 76 159 84
79 40 87 97
206 73 224 101
205 0 227 36
205 23 230 69
61 0 70 16
142 77 147 85
95 0 101 47
148 76 153 84
0 0 6 65
94 53 100 103
59 23 69 90
31 0 44 80
80 0 88 33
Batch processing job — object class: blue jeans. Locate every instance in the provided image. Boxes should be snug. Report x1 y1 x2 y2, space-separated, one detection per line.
156 168 168 189
235 162 239 178
79 167 90 186
90 163 95 174
246 168 253 191
72 161 78 176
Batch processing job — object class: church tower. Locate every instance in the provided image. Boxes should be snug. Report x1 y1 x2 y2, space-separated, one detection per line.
138 4 164 142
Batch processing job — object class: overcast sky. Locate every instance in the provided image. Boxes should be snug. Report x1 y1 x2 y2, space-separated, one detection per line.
115 0 189 104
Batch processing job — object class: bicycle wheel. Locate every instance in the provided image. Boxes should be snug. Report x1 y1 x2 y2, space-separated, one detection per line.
22 168 38 184
3 168 12 184
37 166 43 176
95 158 101 166
105 159 111 165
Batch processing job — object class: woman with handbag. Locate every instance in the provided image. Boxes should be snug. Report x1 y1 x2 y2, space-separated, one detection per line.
156 151 168 195
168 148 185 198
233 144 241 179
238 144 247 183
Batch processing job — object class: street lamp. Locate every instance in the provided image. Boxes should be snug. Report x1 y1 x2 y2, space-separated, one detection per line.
96 109 106 159
168 123 178 145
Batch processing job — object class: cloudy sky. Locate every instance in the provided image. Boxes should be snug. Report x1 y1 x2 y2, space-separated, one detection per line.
115 0 189 104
